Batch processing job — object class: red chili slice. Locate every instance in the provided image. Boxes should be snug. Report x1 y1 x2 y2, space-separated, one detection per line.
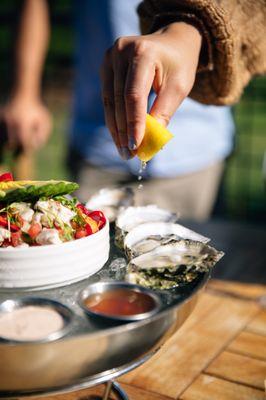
88 211 106 229
0 215 20 231
0 216 7 228
0 172 14 182
77 203 91 216
85 223 93 235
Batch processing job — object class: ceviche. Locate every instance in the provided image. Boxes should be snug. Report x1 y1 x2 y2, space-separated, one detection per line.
0 173 106 248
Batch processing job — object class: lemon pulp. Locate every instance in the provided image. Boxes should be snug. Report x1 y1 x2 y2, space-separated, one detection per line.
136 114 174 162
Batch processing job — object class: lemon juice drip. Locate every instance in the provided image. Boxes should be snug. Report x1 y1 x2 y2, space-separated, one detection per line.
137 161 147 190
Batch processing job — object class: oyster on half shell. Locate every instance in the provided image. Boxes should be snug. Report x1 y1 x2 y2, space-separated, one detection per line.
126 239 224 289
115 205 178 248
124 222 210 259
86 187 134 222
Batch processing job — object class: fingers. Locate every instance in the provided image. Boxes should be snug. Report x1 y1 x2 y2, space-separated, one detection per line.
101 50 119 149
101 38 156 159
125 56 154 150
7 121 19 150
149 80 186 127
112 51 132 160
7 115 52 152
102 41 133 160
32 113 52 149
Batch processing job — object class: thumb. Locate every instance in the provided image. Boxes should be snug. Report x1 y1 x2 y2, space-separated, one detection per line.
149 83 185 127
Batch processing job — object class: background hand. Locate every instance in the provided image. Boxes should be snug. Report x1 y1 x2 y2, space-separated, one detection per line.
101 22 202 159
1 95 52 152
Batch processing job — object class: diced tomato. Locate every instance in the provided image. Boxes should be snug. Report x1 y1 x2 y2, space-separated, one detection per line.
0 172 13 182
28 223 42 239
11 231 22 247
1 239 10 248
75 228 88 239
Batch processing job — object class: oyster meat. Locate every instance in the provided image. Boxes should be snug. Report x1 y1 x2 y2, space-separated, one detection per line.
86 187 134 222
126 239 224 289
124 221 210 259
115 205 178 248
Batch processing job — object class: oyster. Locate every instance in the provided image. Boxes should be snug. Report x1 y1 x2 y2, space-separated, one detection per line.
126 239 224 289
124 222 209 259
86 187 134 222
115 205 177 248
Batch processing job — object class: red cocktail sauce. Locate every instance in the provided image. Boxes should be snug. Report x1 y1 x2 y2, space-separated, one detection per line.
84 289 156 317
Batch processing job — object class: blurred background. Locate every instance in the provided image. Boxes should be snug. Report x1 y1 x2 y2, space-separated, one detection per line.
0 1 265 282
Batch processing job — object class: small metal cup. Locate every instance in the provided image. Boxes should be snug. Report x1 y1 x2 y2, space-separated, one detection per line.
0 297 73 343
78 281 162 323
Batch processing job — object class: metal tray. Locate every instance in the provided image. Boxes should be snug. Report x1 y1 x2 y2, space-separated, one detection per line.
0 234 210 398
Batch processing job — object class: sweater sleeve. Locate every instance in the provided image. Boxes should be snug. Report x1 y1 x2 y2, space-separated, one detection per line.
137 0 266 105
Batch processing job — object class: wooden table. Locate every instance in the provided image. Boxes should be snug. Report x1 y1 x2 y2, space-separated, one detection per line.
28 280 266 400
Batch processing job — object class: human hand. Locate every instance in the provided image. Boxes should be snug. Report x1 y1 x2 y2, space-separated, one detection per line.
1 95 52 151
101 22 202 159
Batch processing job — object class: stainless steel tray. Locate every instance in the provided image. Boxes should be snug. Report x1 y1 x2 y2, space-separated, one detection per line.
0 233 210 398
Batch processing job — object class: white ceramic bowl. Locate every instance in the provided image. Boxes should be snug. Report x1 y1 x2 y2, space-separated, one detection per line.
0 222 110 290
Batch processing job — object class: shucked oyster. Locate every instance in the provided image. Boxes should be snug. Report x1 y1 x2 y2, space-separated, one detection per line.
124 222 209 259
115 205 178 248
126 239 224 289
86 187 134 222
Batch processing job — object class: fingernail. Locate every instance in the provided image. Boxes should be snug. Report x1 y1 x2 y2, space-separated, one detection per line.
128 136 137 151
119 147 131 160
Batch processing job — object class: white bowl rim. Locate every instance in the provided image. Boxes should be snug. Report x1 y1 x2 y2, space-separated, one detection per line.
0 220 109 254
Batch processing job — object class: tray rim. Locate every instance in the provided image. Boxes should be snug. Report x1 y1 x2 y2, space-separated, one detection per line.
0 270 210 348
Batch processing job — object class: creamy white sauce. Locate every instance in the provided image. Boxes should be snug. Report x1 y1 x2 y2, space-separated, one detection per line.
21 221 31 233
0 306 64 340
32 212 43 224
15 243 30 248
10 202 34 222
35 200 75 226
36 228 62 245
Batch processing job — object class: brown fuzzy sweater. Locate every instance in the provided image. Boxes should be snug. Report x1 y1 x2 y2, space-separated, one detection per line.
138 0 266 105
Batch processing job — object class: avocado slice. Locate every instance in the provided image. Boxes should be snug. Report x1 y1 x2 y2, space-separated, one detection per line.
0 180 79 203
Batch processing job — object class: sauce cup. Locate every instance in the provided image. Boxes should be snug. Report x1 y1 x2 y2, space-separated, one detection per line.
0 297 73 343
78 281 162 323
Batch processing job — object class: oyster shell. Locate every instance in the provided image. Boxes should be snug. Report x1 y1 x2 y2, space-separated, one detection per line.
115 205 178 248
124 222 210 259
86 187 134 222
126 239 224 289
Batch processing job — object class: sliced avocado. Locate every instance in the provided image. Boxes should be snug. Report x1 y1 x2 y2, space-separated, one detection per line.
0 180 79 203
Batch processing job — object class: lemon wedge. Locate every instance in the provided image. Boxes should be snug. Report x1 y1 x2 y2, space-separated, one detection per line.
136 114 174 162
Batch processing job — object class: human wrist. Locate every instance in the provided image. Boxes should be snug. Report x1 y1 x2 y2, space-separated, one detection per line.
9 87 41 104
159 21 202 51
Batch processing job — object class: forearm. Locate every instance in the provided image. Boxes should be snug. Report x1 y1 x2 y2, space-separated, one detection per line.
13 0 50 100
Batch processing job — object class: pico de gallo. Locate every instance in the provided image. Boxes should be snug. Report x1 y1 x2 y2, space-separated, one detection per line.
0 173 106 248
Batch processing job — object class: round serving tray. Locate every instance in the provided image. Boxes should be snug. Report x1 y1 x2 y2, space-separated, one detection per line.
0 235 210 398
